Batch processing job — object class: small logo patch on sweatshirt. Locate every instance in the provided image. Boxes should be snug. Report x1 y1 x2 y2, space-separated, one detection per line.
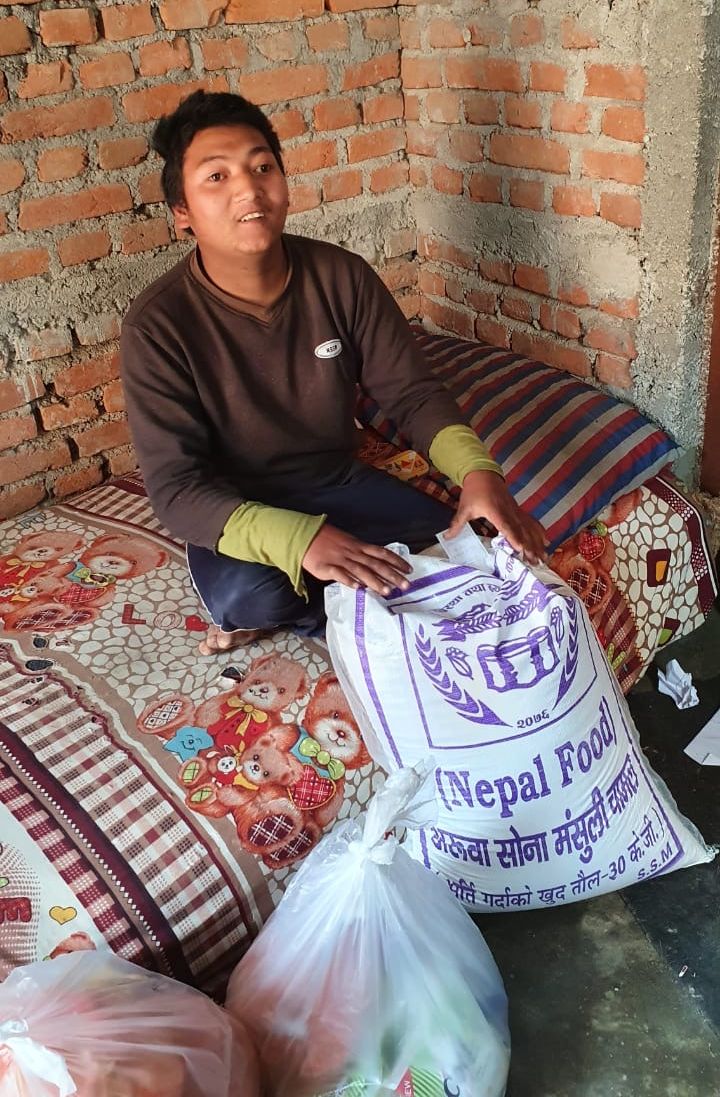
314 338 342 359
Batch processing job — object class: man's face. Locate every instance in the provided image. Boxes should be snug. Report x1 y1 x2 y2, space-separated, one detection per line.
173 124 289 261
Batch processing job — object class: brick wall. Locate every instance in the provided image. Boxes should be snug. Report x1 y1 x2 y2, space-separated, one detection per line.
0 0 412 519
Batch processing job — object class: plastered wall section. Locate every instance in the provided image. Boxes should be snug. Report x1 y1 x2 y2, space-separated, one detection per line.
0 0 413 520
402 0 720 478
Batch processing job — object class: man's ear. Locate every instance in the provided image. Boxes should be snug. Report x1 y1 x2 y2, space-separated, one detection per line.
172 203 193 237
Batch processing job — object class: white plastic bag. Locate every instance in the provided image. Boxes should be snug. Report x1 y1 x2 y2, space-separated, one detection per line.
0 951 259 1097
325 532 715 912
225 764 510 1097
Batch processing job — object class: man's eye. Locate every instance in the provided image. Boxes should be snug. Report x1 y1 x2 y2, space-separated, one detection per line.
208 171 224 182
255 163 272 174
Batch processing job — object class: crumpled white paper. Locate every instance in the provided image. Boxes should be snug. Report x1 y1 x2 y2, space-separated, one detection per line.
657 659 699 709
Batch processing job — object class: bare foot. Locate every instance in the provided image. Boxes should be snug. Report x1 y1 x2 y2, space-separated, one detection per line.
198 623 267 656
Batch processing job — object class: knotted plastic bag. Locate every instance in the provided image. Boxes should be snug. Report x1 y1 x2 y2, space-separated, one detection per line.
0 950 259 1097
226 763 510 1097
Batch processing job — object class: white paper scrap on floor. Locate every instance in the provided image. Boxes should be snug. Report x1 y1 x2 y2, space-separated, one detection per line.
325 527 716 913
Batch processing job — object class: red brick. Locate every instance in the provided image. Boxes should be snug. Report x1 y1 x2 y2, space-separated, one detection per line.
73 418 131 458
514 263 551 296
464 93 500 126
552 185 596 217
0 73 7 106
0 481 46 520
363 93 403 124
510 13 544 47
98 136 148 170
0 158 25 196
585 64 646 102
342 51 399 91
602 105 645 143
257 29 300 62
0 15 32 55
37 146 86 183
0 412 37 450
399 15 421 49
561 16 598 50
506 96 542 129
406 123 442 158
58 229 112 267
306 21 349 51
599 192 642 229
582 149 645 185
403 92 420 122
444 277 464 304
269 108 306 140
401 56 442 89
446 57 523 93
467 288 498 316
427 17 465 48
509 178 544 211
0 249 49 283
53 350 120 397
23 328 72 361
138 37 191 77
478 258 513 285
100 3 155 40
39 7 96 45
122 77 228 122
322 169 362 203
424 299 474 340
313 98 360 132
52 461 104 500
475 317 510 349
0 375 44 413
39 393 98 431
419 269 445 297
468 15 503 48
363 13 398 40
426 89 461 124
512 330 591 377
226 0 323 19
18 61 73 99
599 296 640 320
449 130 484 163
595 353 633 389
288 183 320 213
371 161 409 193
0 213 6 235
379 257 415 292
384 228 416 258
551 100 589 134
74 313 121 346
431 163 463 195
539 302 581 340
2 97 114 142
159 0 225 29
121 217 171 255
0 441 71 486
468 172 502 204
78 52 135 90
584 324 637 359
108 447 137 477
284 139 337 175
347 127 405 163
102 379 125 413
529 62 566 94
20 184 132 231
239 63 328 105
501 292 533 324
558 283 591 308
490 134 570 174
200 37 248 70
139 171 164 204
326 0 393 9
419 235 476 271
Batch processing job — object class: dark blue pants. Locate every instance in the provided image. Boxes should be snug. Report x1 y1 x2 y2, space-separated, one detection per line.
187 462 454 635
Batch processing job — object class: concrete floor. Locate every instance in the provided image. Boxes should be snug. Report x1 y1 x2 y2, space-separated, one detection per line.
475 602 720 1097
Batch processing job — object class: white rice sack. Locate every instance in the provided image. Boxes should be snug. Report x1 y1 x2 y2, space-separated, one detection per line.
326 531 715 912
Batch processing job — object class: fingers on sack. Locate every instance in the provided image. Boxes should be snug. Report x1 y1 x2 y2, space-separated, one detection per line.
362 543 413 574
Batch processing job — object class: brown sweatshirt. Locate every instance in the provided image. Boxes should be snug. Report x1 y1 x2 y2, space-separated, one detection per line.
120 234 470 550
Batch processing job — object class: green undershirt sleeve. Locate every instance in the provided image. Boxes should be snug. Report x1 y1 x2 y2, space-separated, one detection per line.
217 502 326 601
429 424 505 487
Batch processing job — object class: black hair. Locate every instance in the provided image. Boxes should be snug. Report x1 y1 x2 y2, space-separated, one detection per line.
151 89 285 208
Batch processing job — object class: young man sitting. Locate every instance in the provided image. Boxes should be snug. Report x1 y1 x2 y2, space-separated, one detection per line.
120 91 547 655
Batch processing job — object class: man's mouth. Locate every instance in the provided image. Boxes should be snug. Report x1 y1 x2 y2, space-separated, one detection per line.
239 211 265 223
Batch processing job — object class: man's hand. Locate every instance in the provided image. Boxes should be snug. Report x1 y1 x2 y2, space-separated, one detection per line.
302 524 412 595
446 469 549 564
